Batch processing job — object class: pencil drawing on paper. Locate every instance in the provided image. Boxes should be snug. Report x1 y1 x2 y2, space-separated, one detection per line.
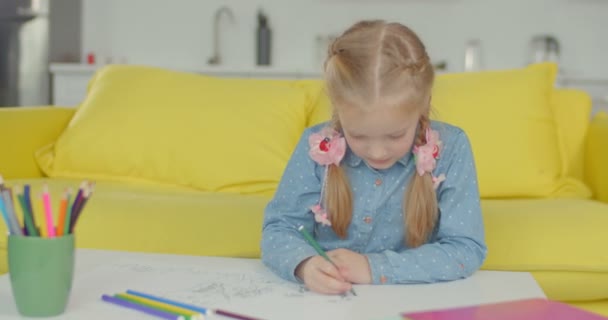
103 261 353 306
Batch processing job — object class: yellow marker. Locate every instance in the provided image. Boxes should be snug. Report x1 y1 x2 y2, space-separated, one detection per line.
115 293 204 320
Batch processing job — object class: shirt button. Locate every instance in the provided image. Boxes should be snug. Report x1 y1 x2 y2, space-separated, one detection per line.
364 216 372 224
375 178 382 186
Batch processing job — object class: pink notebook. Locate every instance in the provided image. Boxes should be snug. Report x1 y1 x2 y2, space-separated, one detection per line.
402 298 608 320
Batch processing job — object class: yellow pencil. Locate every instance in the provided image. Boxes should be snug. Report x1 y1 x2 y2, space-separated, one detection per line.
115 293 203 320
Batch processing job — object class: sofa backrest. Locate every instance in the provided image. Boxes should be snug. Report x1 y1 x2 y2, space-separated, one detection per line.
36 63 592 199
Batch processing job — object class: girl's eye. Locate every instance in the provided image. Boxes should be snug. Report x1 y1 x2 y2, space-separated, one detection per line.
389 134 404 140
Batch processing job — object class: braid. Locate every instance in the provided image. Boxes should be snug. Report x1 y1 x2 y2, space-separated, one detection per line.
415 113 431 147
402 56 431 75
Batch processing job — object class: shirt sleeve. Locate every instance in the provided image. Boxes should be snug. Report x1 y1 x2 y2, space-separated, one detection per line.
365 129 487 284
261 127 324 282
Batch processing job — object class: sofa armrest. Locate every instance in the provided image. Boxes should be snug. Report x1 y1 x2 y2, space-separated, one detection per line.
585 112 608 203
0 107 75 179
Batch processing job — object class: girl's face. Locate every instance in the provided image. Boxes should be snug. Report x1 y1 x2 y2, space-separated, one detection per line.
338 105 419 170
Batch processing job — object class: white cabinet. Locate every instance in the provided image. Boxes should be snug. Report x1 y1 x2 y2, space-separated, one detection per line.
49 63 322 107
50 64 96 107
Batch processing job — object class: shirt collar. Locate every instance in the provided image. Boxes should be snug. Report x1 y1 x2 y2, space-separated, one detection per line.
344 147 413 168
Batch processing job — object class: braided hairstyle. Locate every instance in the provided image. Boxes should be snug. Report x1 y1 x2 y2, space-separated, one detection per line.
323 20 437 247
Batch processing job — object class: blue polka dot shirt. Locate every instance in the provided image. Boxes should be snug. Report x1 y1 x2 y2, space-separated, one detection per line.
261 121 487 285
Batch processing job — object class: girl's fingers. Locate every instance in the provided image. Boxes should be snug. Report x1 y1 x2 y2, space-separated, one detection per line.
310 271 352 295
319 261 345 282
312 262 351 294
299 256 352 295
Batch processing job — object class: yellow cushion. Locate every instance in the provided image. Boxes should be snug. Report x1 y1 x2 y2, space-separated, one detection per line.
586 112 608 203
35 65 320 196
550 89 592 198
432 63 561 198
0 178 269 275
481 199 608 301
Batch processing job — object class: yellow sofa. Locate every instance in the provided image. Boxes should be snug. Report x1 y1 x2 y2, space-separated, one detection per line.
0 63 607 316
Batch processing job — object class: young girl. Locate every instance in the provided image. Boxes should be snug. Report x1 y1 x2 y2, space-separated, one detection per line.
261 20 486 295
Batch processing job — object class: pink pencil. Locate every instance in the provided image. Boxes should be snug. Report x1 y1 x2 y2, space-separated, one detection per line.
42 184 56 238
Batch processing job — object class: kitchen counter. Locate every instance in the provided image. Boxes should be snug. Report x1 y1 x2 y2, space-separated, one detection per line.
49 63 323 78
48 63 608 114
49 63 323 106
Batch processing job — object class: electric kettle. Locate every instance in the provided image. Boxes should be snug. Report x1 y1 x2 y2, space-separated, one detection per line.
529 35 560 65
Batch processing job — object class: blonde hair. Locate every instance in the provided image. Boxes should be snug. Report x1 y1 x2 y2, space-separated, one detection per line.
322 20 437 248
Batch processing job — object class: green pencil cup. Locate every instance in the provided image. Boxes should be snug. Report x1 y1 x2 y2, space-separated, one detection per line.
8 234 75 317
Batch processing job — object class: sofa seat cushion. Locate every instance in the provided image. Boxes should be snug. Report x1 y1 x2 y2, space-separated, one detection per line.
0 178 269 274
481 199 608 301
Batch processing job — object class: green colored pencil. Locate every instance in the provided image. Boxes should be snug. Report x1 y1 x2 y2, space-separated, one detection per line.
114 293 202 320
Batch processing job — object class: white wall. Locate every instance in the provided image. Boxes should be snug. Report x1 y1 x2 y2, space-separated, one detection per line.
81 0 607 77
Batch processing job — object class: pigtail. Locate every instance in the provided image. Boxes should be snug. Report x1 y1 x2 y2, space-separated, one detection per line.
404 114 439 248
321 117 352 239
325 164 352 238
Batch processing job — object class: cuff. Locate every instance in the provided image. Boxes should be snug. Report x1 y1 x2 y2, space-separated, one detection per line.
286 250 317 283
366 252 396 285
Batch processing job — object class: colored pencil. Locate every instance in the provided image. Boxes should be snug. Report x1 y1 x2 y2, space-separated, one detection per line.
23 184 37 230
0 177 25 236
126 290 208 315
72 186 92 229
70 183 90 233
10 187 29 236
64 189 75 235
16 191 37 236
2 188 23 236
115 293 202 320
41 184 55 238
68 181 86 233
56 189 69 237
101 294 184 320
0 192 16 235
298 225 357 296
124 290 260 320
70 181 89 233
214 308 263 320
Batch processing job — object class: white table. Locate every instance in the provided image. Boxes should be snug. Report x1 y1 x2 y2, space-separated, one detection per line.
0 249 546 320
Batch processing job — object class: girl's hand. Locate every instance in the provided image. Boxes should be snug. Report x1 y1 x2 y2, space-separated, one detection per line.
327 248 372 284
295 256 353 295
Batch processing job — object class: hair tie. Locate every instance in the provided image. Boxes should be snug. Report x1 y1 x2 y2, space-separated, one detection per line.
308 128 346 226
412 128 446 190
